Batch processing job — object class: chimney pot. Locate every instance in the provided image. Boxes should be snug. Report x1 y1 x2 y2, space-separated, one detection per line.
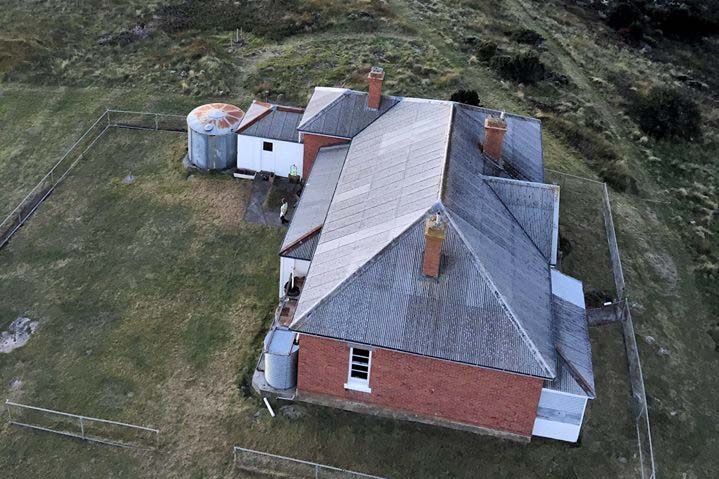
367 67 385 110
423 213 447 278
483 115 508 165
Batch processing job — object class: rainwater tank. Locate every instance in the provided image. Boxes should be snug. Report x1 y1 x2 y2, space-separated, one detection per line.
263 328 299 390
187 103 244 170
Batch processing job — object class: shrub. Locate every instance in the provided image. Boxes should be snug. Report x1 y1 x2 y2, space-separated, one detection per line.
632 86 702 140
450 89 480 106
510 29 544 46
476 40 498 61
490 52 546 84
607 1 644 31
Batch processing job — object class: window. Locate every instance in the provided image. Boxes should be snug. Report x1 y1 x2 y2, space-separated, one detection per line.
263 141 273 152
345 347 372 392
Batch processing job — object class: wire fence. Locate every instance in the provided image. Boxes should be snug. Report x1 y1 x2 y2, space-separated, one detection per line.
233 446 387 479
5 400 159 450
547 169 656 479
0 109 186 250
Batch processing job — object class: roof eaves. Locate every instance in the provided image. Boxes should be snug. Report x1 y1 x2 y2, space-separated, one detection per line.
280 225 322 256
236 106 273 134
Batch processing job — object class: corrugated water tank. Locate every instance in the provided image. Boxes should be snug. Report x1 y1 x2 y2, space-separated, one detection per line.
263 328 299 390
187 103 244 170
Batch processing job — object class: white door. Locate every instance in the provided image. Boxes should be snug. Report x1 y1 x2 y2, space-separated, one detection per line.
260 141 275 173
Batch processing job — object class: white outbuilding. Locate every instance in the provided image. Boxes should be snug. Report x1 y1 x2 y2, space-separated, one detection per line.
236 101 305 178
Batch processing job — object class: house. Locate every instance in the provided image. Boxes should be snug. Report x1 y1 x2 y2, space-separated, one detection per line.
254 67 595 443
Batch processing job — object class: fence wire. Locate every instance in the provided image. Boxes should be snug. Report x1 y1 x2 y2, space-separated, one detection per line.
5 400 159 450
0 109 186 250
547 169 656 479
233 446 387 479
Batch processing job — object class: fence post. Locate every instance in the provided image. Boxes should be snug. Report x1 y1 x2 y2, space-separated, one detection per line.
106 109 111 127
155 114 159 131
79 416 85 439
315 464 319 479
5 400 12 423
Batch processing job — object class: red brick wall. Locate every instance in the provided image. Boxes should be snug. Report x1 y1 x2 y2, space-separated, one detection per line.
302 133 349 178
297 334 543 437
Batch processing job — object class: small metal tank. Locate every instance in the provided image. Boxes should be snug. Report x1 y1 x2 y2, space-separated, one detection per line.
263 328 299 390
187 103 244 170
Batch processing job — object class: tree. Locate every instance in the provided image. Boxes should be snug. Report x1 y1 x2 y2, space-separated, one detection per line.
450 90 480 106
633 86 702 140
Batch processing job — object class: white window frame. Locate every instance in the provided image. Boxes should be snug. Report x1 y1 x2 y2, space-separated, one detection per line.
344 347 372 393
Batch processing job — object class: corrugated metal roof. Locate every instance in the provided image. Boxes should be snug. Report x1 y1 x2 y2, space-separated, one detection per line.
298 87 347 128
286 94 571 380
282 231 320 261
239 105 303 143
484 177 559 262
442 161 556 377
298 89 400 139
296 219 549 376
549 270 595 397
292 99 453 321
454 104 544 183
280 145 349 257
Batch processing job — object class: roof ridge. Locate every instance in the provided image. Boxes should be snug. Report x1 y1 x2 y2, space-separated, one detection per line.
443 205 556 378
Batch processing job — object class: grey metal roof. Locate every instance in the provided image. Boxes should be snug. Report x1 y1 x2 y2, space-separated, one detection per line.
296 218 550 376
484 177 559 262
282 232 320 261
441 147 556 377
454 104 545 183
239 104 303 143
298 89 400 139
299 87 347 127
280 145 349 257
550 296 595 397
288 95 564 379
292 99 453 321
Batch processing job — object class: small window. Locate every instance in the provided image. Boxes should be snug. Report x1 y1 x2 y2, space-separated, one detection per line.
263 141 273 152
345 347 372 392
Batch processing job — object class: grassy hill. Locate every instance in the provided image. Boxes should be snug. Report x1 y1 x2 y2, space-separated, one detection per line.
1 1 717 477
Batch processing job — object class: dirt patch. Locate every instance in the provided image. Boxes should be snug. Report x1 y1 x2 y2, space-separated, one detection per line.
0 317 38 353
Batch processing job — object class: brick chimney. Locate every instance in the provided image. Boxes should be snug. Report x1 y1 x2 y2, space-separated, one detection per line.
367 66 385 110
423 213 447 278
483 114 508 166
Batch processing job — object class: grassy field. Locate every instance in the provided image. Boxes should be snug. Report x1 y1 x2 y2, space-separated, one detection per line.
0 89 639 479
1 0 718 477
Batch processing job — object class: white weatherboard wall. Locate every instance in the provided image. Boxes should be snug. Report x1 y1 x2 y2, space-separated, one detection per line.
237 135 303 177
279 257 311 298
532 389 588 442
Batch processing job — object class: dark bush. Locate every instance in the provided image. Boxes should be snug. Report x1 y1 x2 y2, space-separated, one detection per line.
510 28 544 46
476 40 498 61
607 1 644 30
450 90 481 106
490 52 546 84
632 86 702 140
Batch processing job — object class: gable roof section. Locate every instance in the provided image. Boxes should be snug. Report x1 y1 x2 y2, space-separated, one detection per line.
295 217 552 377
238 102 304 143
280 145 349 259
292 99 454 321
299 87 347 127
298 89 400 139
484 176 559 262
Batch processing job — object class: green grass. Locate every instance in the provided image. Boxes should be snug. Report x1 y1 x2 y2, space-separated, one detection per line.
1 0 719 476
